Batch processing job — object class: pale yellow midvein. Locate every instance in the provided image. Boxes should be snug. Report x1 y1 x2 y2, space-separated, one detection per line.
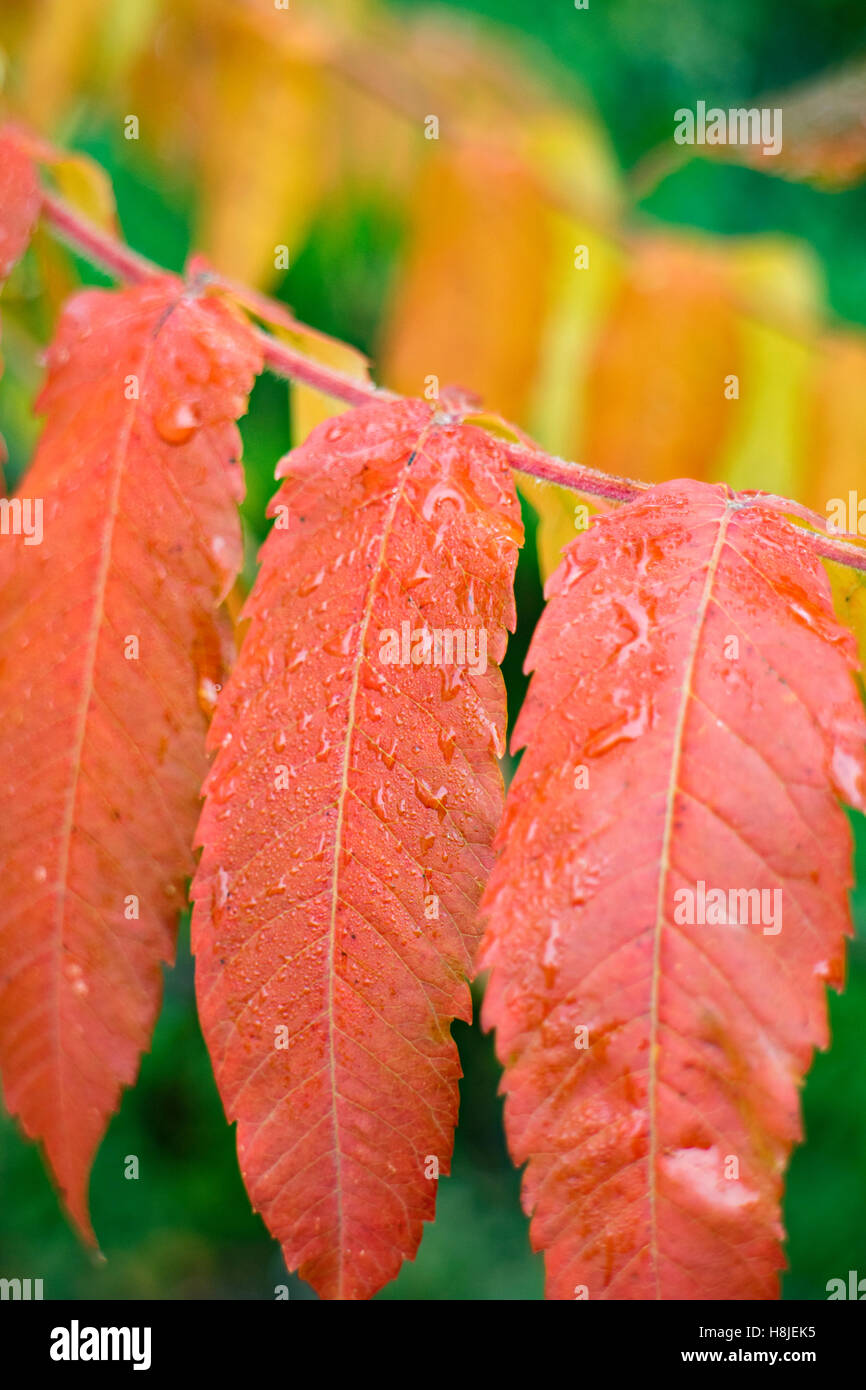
647 503 732 1297
52 326 156 1136
324 420 433 1298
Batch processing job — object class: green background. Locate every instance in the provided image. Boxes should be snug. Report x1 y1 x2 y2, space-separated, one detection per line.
1 0 865 1300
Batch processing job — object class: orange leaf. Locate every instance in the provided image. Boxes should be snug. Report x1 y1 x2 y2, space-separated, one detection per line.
479 479 866 1299
0 128 41 481
382 145 552 422
806 333 866 519
191 398 522 1299
582 237 742 487
0 278 262 1238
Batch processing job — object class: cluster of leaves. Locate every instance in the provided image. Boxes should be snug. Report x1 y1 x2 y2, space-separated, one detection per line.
1 119 866 1301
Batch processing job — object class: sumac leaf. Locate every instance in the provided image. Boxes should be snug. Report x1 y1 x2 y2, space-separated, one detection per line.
191 398 522 1300
0 129 40 280
0 128 40 479
479 479 866 1300
583 237 741 489
0 277 261 1238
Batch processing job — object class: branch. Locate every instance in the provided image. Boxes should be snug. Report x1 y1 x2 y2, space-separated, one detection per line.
40 190 158 284
33 188 866 576
251 329 392 410
498 440 648 502
41 191 386 407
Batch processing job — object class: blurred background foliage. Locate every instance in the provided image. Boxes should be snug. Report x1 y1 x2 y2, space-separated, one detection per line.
0 0 865 1299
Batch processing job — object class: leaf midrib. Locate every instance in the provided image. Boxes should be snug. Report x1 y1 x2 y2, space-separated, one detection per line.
324 416 433 1297
647 500 732 1297
50 321 159 1148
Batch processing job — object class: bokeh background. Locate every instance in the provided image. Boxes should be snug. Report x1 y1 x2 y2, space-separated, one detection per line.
0 0 865 1299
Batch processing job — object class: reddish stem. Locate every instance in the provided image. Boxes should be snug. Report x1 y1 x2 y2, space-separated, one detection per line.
251 330 392 408
500 441 648 501
809 534 866 575
40 190 158 283
34 189 866 576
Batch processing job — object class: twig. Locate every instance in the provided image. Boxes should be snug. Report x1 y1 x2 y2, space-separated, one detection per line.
40 190 158 284
32 188 866 576
500 441 648 501
251 327 392 408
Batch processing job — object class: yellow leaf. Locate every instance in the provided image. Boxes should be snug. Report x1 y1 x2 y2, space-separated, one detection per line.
17 0 106 126
513 106 624 580
521 206 620 584
826 563 866 678
290 332 371 446
382 143 553 422
803 333 866 526
28 224 78 326
93 0 159 88
522 106 623 230
49 151 117 233
521 478 613 587
719 239 822 499
195 18 326 287
581 234 742 486
523 99 624 455
529 210 622 457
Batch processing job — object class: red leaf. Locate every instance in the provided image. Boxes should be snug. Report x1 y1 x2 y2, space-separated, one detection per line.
0 278 262 1238
0 129 40 280
191 398 522 1299
479 479 866 1300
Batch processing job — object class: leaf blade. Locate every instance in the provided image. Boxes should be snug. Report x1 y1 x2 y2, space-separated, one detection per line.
191 398 522 1299
479 479 866 1299
0 277 261 1237
0 127 41 482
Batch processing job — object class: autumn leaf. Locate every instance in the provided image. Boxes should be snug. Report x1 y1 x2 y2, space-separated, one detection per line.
826 563 866 679
479 479 866 1299
710 59 866 190
799 334 866 665
582 237 742 489
13 0 106 127
718 239 821 501
806 332 866 520
0 276 262 1238
0 129 40 280
46 147 118 234
520 202 621 583
194 11 327 288
0 127 40 482
191 397 522 1300
382 145 553 422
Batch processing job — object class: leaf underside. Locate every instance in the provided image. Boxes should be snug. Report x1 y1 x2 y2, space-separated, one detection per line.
191 398 522 1300
479 479 866 1300
0 277 261 1237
